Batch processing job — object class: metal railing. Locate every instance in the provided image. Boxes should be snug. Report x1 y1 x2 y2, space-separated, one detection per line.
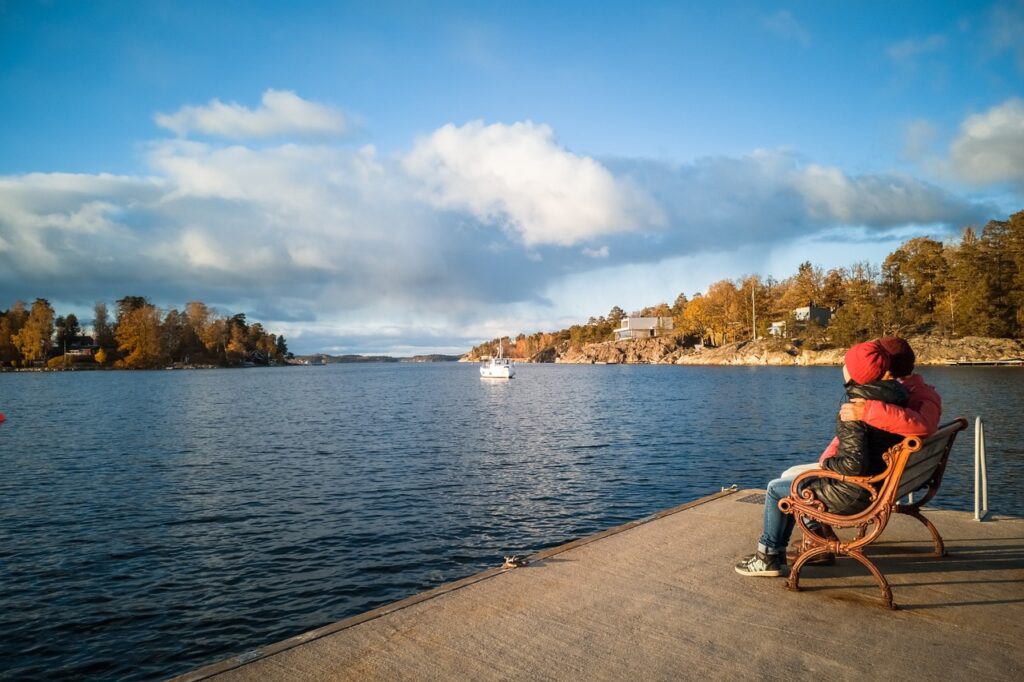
975 416 989 521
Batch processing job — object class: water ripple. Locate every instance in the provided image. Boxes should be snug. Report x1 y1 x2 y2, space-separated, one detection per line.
0 364 1020 680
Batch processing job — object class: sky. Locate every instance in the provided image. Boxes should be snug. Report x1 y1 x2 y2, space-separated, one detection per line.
1 0 1023 355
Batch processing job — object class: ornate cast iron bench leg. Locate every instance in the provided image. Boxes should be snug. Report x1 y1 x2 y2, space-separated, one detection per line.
786 545 834 593
897 507 947 557
846 550 896 609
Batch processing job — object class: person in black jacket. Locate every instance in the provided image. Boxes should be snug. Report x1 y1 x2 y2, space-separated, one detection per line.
735 340 909 577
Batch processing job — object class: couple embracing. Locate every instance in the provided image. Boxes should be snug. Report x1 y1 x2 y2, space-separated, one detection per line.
736 337 942 577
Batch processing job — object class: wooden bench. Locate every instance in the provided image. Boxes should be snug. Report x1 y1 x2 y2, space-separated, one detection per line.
779 417 969 609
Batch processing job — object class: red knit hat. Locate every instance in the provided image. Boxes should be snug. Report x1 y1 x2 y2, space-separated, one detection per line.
844 340 890 384
878 337 915 377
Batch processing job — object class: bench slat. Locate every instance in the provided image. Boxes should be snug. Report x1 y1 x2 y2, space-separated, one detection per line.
895 440 950 498
897 468 939 498
899 448 944 478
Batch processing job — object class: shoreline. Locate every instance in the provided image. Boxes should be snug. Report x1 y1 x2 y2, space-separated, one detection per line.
462 334 1024 367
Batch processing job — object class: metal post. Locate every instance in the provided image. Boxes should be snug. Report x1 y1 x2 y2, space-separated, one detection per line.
975 416 989 521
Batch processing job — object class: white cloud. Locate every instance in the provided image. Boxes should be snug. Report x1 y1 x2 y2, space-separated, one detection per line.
949 98 1024 186
402 120 664 246
792 164 968 225
0 96 999 354
154 89 348 139
763 10 811 47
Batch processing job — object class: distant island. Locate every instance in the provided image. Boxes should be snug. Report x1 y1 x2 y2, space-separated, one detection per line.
295 354 461 365
0 294 464 372
1 296 290 371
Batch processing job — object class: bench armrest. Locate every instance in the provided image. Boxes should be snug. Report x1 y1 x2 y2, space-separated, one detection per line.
789 460 894 498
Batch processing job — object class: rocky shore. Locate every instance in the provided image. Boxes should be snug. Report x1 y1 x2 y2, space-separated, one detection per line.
463 335 1024 367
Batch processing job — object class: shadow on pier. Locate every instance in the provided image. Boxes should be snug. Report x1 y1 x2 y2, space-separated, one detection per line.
175 489 1024 681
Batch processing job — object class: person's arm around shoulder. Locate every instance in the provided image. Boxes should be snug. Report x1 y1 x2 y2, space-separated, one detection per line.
839 375 942 437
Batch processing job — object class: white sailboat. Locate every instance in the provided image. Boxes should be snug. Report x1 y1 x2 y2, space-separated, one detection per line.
479 341 515 379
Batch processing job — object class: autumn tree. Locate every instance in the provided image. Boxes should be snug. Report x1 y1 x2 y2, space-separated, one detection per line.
778 261 823 311
701 279 746 345
116 303 166 368
828 263 883 345
881 237 948 334
680 294 713 345
0 301 28 365
12 298 55 363
818 268 845 311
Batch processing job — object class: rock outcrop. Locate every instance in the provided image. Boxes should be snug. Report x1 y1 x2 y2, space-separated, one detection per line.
555 336 686 364
548 334 1023 366
461 334 1024 366
898 335 1024 365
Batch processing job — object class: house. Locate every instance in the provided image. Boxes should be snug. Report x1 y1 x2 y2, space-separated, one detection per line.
793 303 832 326
769 303 832 338
614 316 674 340
65 336 99 357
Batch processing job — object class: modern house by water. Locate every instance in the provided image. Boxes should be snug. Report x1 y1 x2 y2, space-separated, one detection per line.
613 316 674 340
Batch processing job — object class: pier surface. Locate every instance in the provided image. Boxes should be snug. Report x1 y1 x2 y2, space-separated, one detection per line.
176 489 1024 681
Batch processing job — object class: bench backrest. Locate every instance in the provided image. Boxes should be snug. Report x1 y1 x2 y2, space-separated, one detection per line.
887 419 968 506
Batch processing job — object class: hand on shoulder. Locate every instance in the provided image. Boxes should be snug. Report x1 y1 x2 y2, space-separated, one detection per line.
839 398 866 422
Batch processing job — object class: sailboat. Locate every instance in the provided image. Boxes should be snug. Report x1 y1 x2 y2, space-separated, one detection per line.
479 341 515 379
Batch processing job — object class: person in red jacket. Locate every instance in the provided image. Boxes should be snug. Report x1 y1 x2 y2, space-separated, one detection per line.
737 340 908 576
776 336 942 565
808 336 941 469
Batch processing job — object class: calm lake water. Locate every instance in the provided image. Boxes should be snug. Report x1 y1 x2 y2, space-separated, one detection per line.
1 364 1021 679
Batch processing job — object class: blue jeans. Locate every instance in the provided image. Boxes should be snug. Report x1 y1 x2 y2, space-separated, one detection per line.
759 476 798 553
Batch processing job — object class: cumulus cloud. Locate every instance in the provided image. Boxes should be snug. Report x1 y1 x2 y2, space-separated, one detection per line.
949 98 1024 186
154 89 348 139
601 150 988 263
402 121 664 246
792 165 973 225
0 96 999 353
763 10 811 47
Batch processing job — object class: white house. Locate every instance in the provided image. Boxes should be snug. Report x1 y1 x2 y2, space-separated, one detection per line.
769 303 832 337
614 316 674 340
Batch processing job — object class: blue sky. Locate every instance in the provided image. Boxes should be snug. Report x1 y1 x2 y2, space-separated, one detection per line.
2 1 1023 354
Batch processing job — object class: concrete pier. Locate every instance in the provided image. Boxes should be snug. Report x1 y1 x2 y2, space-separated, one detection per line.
174 489 1024 681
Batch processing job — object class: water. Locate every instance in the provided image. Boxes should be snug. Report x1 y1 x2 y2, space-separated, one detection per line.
0 364 1021 679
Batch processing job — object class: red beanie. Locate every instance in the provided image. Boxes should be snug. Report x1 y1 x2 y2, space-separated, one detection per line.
878 337 915 377
845 340 890 384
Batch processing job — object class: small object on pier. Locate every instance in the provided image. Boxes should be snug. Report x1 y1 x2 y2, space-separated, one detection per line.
721 484 737 492
502 555 528 569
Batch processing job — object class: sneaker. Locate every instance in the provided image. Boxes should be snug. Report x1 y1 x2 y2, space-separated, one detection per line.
734 550 785 577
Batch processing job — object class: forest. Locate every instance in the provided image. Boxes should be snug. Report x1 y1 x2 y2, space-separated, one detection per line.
470 210 1024 359
0 296 289 369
